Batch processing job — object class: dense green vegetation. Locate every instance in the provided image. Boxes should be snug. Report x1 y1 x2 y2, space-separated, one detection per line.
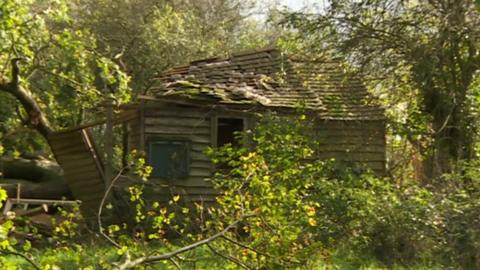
1 0 480 269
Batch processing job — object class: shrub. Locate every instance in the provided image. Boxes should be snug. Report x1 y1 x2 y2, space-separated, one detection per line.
207 112 406 268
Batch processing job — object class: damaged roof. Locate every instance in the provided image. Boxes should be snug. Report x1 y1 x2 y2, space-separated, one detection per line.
148 48 384 120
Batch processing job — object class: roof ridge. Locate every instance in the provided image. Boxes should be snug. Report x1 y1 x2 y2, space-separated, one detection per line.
189 56 223 65
230 47 279 57
185 47 280 67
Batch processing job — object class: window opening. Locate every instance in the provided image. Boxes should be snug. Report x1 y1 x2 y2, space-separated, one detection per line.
217 118 244 147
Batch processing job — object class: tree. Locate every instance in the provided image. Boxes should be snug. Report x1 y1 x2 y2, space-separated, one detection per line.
70 0 270 93
285 0 480 178
0 0 279 157
0 0 131 156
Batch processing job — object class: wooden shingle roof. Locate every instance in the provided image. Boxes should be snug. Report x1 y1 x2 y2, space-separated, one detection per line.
149 48 384 120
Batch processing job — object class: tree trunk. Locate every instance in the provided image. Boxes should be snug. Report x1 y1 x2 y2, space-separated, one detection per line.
0 157 72 199
0 179 72 200
1 157 62 183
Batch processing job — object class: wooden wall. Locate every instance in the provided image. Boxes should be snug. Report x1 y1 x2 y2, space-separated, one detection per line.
49 129 106 221
128 103 219 204
127 104 386 205
316 119 386 174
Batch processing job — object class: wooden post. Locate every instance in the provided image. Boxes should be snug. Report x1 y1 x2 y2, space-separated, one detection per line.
122 122 129 169
104 96 114 187
139 100 145 152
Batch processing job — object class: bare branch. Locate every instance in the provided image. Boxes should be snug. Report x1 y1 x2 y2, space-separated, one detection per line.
115 214 256 270
0 250 41 270
97 168 127 249
0 59 53 137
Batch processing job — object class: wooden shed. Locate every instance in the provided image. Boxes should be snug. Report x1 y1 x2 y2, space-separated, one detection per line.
124 48 386 204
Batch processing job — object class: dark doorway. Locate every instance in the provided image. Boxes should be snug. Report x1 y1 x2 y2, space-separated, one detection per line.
217 118 244 147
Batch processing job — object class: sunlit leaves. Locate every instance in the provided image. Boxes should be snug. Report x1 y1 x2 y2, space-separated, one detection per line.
0 0 135 156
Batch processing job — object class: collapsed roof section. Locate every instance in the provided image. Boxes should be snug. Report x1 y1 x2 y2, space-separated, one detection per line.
148 48 384 120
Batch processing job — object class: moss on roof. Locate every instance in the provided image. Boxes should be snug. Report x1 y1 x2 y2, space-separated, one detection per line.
149 48 384 120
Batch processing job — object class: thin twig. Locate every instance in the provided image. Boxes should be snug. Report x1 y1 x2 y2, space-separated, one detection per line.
206 243 252 270
221 235 301 266
174 254 197 263
168 257 182 270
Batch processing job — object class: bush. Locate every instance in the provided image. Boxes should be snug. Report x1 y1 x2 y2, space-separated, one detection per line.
208 112 480 269
2 112 480 269
207 112 407 268
433 161 480 269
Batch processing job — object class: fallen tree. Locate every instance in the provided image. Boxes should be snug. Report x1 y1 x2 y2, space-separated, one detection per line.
0 157 71 199
0 57 72 200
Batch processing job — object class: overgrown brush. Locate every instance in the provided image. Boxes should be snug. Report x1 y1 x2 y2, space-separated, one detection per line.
2 113 480 269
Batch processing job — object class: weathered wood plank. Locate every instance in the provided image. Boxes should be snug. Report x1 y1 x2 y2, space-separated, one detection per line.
50 138 86 149
65 171 104 182
317 137 385 145
145 134 211 144
145 117 210 128
317 121 384 129
316 154 385 162
55 152 97 164
317 130 383 137
318 145 385 153
145 108 212 119
191 152 211 162
316 152 385 161
191 143 210 152
189 167 212 177
190 161 213 170
65 172 104 183
51 143 90 155
49 131 83 141
144 125 210 135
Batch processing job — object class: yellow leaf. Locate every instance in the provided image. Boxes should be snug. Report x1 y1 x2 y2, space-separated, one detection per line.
305 205 316 217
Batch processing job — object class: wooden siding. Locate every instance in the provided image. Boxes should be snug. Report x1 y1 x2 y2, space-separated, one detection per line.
127 104 386 204
143 105 215 192
48 129 106 220
316 120 386 174
136 104 220 204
